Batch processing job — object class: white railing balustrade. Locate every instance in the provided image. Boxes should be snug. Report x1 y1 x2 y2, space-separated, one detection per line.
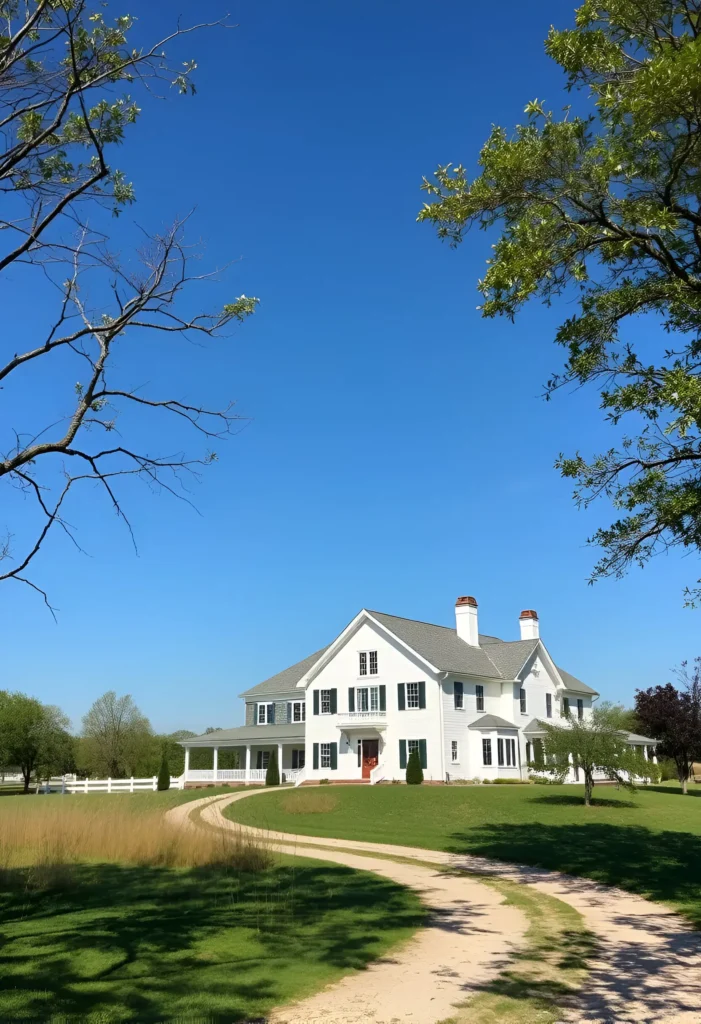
293 767 307 788
285 768 305 785
370 763 386 785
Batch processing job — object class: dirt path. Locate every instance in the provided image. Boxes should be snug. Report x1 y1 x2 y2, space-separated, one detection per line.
170 790 701 1024
169 791 527 1024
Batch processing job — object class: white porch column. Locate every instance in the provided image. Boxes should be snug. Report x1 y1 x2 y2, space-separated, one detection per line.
184 746 190 780
245 744 251 782
212 746 218 782
278 743 283 782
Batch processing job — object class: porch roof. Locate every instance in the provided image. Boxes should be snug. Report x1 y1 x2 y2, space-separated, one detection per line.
467 714 518 730
180 723 305 747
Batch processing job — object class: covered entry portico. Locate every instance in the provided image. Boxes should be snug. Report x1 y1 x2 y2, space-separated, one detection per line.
180 723 306 786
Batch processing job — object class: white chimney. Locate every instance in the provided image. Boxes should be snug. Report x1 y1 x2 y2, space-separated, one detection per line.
519 609 539 640
455 596 479 647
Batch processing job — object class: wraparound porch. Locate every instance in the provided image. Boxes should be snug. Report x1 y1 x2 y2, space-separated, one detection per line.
182 732 307 787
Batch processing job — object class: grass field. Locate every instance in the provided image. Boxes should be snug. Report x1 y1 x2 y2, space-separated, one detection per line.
227 783 701 928
0 789 425 1022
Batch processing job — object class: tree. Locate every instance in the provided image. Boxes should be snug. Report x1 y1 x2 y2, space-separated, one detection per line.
0 692 73 791
635 668 701 793
419 1 701 603
406 747 424 785
532 706 653 805
157 747 170 791
0 2 257 612
265 749 280 787
81 690 152 778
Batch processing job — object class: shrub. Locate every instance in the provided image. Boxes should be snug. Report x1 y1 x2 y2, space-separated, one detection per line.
406 748 423 785
265 750 280 787
492 778 530 785
319 778 330 785
157 748 170 791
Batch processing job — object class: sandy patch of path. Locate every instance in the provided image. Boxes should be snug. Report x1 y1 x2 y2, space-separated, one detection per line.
173 789 701 1024
169 791 527 1024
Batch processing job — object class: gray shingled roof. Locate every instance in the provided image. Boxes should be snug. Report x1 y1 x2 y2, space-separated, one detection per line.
238 609 598 700
557 667 598 695
368 611 503 678
626 731 657 745
468 714 519 730
182 723 305 746
239 647 328 698
522 718 547 735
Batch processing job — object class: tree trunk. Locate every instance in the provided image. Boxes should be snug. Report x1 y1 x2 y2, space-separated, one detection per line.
584 771 593 806
22 768 31 793
682 775 688 795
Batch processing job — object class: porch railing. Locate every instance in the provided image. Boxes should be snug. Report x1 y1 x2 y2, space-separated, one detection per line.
184 768 268 784
369 763 386 785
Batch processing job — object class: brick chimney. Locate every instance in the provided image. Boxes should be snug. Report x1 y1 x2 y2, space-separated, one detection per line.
455 596 479 647
519 609 539 640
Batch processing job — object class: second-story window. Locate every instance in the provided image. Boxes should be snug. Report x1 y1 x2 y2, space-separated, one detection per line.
406 681 420 709
359 651 378 676
454 681 464 709
519 688 527 714
476 684 485 712
257 702 274 725
356 686 380 712
290 700 306 723
546 693 553 718
577 698 584 721
562 697 571 717
321 689 331 714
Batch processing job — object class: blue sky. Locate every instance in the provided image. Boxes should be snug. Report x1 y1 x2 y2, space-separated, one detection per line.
3 0 698 734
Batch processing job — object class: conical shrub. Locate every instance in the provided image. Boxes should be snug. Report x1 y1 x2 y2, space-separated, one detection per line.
406 747 423 785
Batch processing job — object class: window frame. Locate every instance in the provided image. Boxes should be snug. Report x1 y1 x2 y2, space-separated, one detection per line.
519 687 527 714
290 700 306 723
256 750 270 770
577 698 584 721
475 684 485 712
482 738 492 766
546 692 553 719
406 681 420 709
257 702 274 725
497 737 517 768
562 696 571 717
291 748 305 770
320 689 332 715
451 740 459 763
454 681 464 710
358 650 378 677
320 743 331 769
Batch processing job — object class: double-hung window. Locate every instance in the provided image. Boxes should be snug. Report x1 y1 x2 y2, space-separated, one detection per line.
291 749 305 770
451 740 459 763
356 686 380 712
407 739 420 759
256 750 270 769
320 689 331 715
482 738 492 766
476 684 485 712
320 743 331 769
519 688 527 714
257 702 274 725
454 681 464 709
546 693 553 719
359 651 378 677
497 737 517 768
562 697 570 717
290 700 306 723
577 698 584 721
406 681 420 709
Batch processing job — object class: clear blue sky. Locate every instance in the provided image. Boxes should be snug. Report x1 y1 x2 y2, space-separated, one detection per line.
3 0 698 734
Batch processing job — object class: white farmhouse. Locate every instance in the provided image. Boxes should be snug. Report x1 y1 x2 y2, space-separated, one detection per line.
181 597 655 785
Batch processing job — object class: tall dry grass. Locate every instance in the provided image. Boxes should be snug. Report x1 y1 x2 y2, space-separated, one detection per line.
0 799 270 886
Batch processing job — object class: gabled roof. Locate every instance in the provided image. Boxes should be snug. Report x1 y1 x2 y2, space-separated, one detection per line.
368 611 503 678
238 647 329 699
182 723 305 746
238 609 598 700
468 714 518 730
557 667 598 696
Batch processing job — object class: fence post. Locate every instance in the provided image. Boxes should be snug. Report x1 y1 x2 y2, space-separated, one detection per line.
130 776 134 793
84 777 88 794
152 776 157 791
61 778 66 795
107 777 112 793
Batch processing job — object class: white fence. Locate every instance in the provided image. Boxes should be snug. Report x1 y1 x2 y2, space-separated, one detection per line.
36 775 185 794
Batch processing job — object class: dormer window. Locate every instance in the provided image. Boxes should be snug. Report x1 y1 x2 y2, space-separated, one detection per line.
359 651 378 676
257 702 274 725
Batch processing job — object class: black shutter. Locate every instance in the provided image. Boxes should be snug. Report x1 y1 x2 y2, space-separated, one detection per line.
418 680 426 709
397 683 405 711
330 689 337 714
379 685 386 711
399 739 407 770
357 740 361 767
313 743 319 770
454 681 463 708
292 749 298 770
498 738 504 766
269 703 275 724
348 688 355 713
419 739 427 770
313 691 319 716
330 742 338 770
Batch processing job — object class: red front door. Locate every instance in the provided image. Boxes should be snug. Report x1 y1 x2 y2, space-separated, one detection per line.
362 739 379 780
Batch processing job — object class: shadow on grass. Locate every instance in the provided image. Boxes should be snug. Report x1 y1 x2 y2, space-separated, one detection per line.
0 859 425 1022
448 822 701 929
528 794 638 809
645 784 701 798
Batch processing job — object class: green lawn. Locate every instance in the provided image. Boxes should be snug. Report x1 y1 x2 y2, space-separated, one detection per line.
0 854 423 1022
227 783 701 928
